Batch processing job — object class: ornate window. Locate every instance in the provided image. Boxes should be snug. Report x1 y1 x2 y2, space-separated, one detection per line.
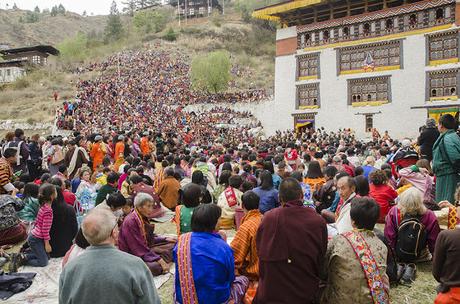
339 40 401 73
427 30 459 64
348 76 391 106
296 3 455 49
297 53 319 79
428 69 458 100
296 83 320 109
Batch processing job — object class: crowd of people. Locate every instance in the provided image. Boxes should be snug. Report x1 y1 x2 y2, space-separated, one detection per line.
55 48 267 143
0 110 459 303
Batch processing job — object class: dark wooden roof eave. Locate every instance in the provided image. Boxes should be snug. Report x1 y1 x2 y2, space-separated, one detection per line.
0 45 60 56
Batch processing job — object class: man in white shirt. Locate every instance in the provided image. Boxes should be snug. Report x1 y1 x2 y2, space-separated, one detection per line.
330 176 357 235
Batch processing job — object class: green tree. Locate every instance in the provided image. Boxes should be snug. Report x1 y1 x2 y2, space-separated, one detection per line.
104 1 124 42
58 32 88 62
25 11 39 23
122 0 137 16
163 27 177 41
82 10 87 17
34 6 40 13
58 4 66 14
12 3 18 10
191 51 231 94
51 6 58 16
133 9 167 33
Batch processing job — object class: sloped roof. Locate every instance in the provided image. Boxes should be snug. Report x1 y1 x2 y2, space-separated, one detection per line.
0 45 60 56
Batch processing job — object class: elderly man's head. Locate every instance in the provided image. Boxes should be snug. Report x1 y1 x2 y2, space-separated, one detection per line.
337 176 356 201
134 192 155 218
82 209 118 246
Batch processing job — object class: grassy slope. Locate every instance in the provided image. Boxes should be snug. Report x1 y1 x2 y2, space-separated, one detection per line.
0 8 275 132
0 9 107 47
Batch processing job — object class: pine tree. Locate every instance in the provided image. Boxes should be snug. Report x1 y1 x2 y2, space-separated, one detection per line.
51 6 58 16
12 3 18 10
122 0 137 16
82 10 87 17
34 6 40 13
105 1 124 41
57 4 66 15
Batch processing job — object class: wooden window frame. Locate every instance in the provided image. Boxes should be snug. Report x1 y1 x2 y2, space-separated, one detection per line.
347 76 392 105
426 69 459 101
426 30 460 64
296 83 320 109
296 53 320 80
338 40 402 74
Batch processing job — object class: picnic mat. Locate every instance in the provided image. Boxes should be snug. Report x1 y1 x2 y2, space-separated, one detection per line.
5 257 173 304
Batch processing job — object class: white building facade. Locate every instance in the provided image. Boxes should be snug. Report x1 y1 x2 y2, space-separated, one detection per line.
254 0 460 139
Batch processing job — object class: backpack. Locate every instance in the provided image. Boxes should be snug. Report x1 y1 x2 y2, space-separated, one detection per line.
3 141 24 166
395 213 427 263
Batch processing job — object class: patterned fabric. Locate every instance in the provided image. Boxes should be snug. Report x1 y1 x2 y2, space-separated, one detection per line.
322 230 389 304
230 209 262 281
448 207 458 230
224 187 238 207
342 231 389 304
0 195 24 230
174 205 195 235
0 158 13 195
177 233 199 304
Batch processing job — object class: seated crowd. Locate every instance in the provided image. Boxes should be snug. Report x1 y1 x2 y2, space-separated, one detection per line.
0 113 459 304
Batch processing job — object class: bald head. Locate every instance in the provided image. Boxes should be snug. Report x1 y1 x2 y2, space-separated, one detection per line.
82 209 117 246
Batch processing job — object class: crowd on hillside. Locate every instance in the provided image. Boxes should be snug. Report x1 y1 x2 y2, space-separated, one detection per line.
56 48 268 140
0 111 459 303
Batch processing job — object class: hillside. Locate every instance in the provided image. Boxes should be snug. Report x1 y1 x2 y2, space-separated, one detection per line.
0 4 276 136
0 9 108 47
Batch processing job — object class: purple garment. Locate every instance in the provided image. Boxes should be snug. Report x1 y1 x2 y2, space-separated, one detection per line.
384 205 440 254
118 173 128 190
118 211 164 263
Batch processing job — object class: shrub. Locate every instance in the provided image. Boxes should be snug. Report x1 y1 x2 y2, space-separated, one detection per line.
163 28 177 41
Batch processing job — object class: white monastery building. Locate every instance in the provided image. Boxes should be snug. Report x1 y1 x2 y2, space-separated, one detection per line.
253 0 460 138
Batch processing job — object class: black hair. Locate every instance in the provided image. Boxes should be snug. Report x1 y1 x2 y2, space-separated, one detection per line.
191 204 222 233
182 183 201 208
221 162 232 172
130 175 144 184
263 161 275 174
306 161 324 178
49 177 63 188
38 183 56 206
219 170 232 186
229 175 243 189
354 166 364 176
74 228 90 249
279 178 303 202
350 197 380 230
3 148 17 159
354 175 370 196
241 180 254 192
191 170 205 186
324 166 338 178
242 191 259 210
107 172 119 185
259 170 274 190
439 114 458 130
106 192 127 209
290 171 303 182
14 128 24 138
23 182 39 199
58 165 67 174
123 165 132 174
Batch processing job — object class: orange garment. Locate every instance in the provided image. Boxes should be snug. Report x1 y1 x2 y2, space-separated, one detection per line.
435 287 460 304
157 176 180 210
230 209 262 281
304 177 326 193
90 142 105 170
140 137 150 157
114 142 125 171
154 167 164 192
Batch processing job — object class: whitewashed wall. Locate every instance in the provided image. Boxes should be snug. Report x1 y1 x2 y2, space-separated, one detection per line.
0 67 25 83
272 25 460 139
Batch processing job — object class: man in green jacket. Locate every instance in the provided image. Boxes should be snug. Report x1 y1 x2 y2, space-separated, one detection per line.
59 209 161 304
432 114 460 204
